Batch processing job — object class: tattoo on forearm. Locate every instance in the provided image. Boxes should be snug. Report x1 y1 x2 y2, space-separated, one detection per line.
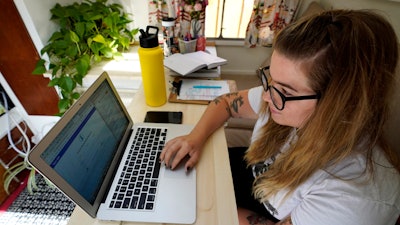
230 95 244 113
225 106 232 116
276 217 292 225
212 96 222 105
212 92 239 103
212 92 243 115
247 214 269 225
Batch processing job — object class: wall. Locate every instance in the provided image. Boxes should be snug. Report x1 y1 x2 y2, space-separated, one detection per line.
14 0 400 76
13 0 72 59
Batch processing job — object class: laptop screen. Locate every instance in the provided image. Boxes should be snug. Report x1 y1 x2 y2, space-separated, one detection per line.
40 80 130 204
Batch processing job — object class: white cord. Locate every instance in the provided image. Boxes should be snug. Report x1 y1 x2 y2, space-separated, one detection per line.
1 91 31 159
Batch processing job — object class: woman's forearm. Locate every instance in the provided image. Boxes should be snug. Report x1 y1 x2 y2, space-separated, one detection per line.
160 90 257 170
188 96 232 144
188 90 256 144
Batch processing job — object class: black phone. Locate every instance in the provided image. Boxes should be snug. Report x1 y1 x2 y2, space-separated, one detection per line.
144 111 183 124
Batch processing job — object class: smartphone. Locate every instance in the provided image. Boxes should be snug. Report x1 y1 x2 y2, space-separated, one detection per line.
144 111 183 124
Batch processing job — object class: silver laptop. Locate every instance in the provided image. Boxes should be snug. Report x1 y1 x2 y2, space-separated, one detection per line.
28 72 196 224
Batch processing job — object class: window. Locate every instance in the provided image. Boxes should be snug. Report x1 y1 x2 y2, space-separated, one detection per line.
205 0 253 39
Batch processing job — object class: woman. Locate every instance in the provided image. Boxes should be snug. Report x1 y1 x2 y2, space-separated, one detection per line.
160 9 400 225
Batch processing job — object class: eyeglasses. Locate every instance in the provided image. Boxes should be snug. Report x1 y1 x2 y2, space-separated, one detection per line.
257 66 320 110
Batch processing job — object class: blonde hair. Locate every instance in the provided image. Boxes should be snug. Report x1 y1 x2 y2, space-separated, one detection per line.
245 9 400 202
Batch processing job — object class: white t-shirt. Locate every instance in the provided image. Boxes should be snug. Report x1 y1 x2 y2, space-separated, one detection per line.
247 86 400 225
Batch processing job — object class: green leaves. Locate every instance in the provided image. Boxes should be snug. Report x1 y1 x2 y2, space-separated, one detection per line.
93 34 106 44
75 22 86 38
76 54 90 76
32 0 137 115
32 59 47 74
59 76 75 93
3 161 38 195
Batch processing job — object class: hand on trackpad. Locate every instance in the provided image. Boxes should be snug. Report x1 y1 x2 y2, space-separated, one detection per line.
163 155 193 179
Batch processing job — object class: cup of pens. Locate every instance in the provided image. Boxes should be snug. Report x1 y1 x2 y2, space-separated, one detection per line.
179 39 197 54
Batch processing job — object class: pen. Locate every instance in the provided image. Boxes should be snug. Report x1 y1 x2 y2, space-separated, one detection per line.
193 85 222 89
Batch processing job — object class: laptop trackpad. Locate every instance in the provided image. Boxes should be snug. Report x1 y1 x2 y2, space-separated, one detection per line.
163 156 192 179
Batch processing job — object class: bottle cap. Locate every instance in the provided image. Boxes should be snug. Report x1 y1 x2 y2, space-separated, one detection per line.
139 26 159 48
161 17 175 27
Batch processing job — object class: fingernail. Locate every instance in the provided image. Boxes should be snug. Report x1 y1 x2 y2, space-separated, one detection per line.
185 166 191 173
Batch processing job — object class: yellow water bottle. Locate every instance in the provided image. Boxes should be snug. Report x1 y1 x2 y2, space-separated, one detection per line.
138 26 167 106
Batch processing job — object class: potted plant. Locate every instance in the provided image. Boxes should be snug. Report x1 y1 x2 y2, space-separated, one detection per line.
4 0 138 194
33 0 138 115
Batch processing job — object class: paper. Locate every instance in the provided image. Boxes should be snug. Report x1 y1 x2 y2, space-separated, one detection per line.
178 79 230 101
164 51 227 76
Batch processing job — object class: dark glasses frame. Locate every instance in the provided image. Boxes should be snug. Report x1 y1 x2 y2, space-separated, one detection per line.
257 66 320 110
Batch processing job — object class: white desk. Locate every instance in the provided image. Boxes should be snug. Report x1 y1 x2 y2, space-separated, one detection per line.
67 78 239 225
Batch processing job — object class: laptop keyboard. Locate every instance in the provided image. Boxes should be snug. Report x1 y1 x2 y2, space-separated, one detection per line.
109 127 167 211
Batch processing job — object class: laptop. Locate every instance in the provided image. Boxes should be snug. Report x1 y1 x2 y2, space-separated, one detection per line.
28 72 196 224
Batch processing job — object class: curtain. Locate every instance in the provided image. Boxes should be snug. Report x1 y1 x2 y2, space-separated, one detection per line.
244 0 300 48
148 0 208 53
